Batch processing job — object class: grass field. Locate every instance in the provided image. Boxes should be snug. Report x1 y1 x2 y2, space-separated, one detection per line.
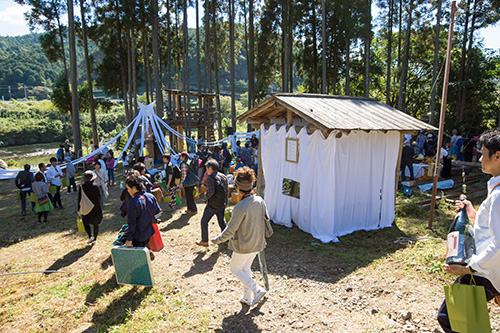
1 166 500 332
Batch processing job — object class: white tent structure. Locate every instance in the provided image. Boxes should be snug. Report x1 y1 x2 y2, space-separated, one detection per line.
238 93 437 243
0 101 258 179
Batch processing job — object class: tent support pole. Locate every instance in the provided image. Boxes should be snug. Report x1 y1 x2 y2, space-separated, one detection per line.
429 1 456 228
255 126 269 290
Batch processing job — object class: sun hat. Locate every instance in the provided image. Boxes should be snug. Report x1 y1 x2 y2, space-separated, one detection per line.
235 178 253 192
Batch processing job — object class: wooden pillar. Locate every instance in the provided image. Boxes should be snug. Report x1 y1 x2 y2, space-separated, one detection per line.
287 109 293 127
177 125 184 152
256 133 263 198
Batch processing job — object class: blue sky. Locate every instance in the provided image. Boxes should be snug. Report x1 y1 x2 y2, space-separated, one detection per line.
1 0 499 50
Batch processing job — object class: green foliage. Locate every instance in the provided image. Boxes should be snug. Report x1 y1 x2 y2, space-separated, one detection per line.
51 73 71 113
0 100 125 147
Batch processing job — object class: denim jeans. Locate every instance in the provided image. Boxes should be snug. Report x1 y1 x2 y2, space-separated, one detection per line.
67 177 77 193
437 274 499 332
200 205 226 242
107 168 114 184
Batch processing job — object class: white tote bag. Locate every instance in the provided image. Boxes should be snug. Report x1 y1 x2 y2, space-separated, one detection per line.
80 186 95 215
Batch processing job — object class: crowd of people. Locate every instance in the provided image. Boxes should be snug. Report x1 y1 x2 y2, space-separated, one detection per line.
400 130 482 182
15 136 271 306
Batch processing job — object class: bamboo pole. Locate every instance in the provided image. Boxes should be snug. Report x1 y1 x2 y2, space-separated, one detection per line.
429 1 457 228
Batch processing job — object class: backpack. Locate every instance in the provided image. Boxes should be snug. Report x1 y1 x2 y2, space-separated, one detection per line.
172 165 181 180
208 174 227 209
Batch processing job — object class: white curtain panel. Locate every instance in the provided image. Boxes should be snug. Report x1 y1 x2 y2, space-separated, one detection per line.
261 124 400 243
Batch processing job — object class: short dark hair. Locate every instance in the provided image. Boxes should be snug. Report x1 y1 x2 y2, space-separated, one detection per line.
162 154 171 162
98 153 104 159
133 162 146 174
478 130 500 157
24 164 30 171
125 174 145 191
205 159 219 171
50 157 56 163
137 156 145 163
94 161 101 168
245 142 250 148
34 173 44 181
38 163 45 169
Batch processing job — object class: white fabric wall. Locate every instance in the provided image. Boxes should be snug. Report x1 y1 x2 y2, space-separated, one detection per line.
260 124 400 243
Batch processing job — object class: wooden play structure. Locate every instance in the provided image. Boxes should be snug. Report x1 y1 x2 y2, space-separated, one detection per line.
164 89 221 150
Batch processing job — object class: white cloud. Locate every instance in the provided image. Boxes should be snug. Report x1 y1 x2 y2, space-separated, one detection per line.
0 4 31 36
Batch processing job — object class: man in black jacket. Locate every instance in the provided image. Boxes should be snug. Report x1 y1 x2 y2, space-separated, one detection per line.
15 164 34 216
196 159 229 247
401 141 415 181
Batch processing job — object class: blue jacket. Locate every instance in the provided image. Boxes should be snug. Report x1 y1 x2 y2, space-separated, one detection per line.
126 191 161 242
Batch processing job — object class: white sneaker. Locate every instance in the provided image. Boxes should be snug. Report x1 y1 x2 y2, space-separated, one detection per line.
251 288 266 306
240 291 252 306
87 236 95 244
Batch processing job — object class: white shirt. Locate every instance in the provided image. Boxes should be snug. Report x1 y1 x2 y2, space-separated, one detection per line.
469 175 500 292
440 147 448 159
46 165 63 186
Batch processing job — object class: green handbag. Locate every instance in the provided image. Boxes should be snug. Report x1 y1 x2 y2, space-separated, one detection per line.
444 274 492 333
49 185 57 195
61 177 70 187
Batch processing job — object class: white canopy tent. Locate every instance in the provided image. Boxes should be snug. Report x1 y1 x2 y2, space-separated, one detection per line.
238 93 438 243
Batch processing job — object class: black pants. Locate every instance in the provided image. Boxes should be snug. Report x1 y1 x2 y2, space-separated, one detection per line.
401 161 414 181
84 224 99 239
437 274 499 332
200 205 226 242
184 185 197 212
52 185 62 208
37 211 48 222
20 190 35 213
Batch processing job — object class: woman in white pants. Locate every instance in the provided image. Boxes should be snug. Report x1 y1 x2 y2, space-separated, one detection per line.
212 166 273 306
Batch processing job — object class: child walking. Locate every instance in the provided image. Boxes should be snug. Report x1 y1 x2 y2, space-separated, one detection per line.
32 172 54 223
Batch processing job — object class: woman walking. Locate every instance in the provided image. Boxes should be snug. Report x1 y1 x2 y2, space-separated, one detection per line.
32 172 54 223
106 150 115 186
211 166 273 306
124 174 161 259
78 171 103 244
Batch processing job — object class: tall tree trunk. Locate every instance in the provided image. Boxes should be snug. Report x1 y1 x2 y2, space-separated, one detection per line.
230 0 236 130
456 0 472 120
345 3 351 96
114 0 130 128
288 4 293 93
204 0 209 93
312 1 318 93
196 0 201 110
54 8 68 80
397 0 413 111
212 0 222 140
152 0 163 117
132 29 138 117
430 0 442 125
142 28 150 104
67 0 82 153
166 0 172 113
248 0 255 107
183 0 191 136
397 0 403 70
459 0 479 120
386 0 393 105
363 0 371 97
321 0 326 94
80 0 98 146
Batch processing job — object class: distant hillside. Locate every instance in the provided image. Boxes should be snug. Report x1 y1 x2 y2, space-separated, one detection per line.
0 33 100 100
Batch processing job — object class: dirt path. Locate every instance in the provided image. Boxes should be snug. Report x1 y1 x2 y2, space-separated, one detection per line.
1 181 500 332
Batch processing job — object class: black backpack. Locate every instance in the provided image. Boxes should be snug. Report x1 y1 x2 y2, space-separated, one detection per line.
208 174 227 209
172 165 181 180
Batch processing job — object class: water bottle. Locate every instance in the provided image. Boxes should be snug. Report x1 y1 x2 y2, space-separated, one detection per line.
445 194 476 265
